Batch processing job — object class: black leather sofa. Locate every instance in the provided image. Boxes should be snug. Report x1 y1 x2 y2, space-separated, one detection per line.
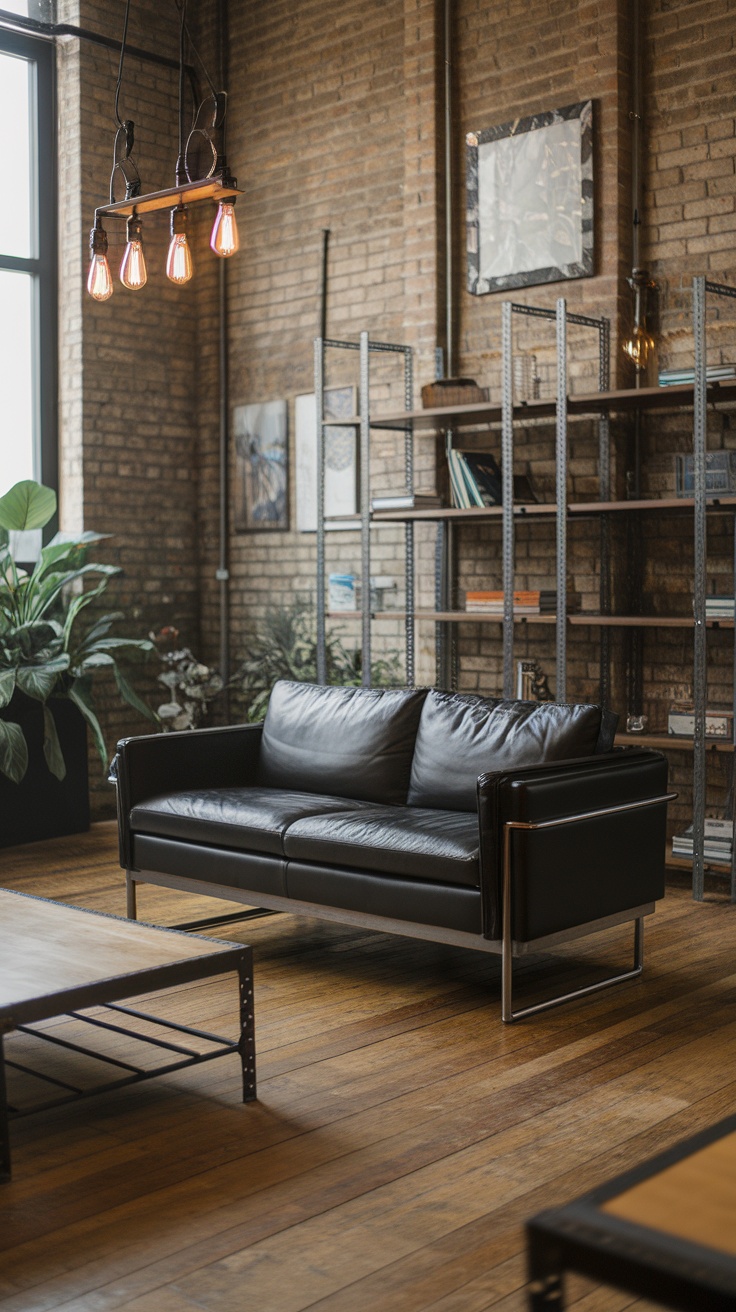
113 680 673 1021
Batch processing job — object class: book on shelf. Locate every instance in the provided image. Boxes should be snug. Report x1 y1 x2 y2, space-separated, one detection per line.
705 595 736 618
660 364 736 387
667 706 733 739
371 492 442 512
446 446 538 510
465 589 558 614
672 820 733 862
676 451 736 498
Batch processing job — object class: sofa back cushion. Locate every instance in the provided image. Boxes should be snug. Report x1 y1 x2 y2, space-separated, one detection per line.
408 692 618 811
257 680 428 806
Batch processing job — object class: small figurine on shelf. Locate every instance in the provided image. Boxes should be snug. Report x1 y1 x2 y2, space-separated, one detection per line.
516 659 554 703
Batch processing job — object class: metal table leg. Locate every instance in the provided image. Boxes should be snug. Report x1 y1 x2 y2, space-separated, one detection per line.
238 951 257 1103
0 1029 11 1181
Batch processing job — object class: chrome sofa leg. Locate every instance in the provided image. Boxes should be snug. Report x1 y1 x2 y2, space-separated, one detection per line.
126 870 138 920
502 916 645 1025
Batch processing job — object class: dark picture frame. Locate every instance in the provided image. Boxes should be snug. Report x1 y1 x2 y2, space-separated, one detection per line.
466 100 594 296
233 400 288 532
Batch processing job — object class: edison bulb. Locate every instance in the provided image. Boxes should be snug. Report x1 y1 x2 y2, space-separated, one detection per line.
210 202 239 257
166 233 193 284
623 326 655 372
87 253 113 301
120 238 147 290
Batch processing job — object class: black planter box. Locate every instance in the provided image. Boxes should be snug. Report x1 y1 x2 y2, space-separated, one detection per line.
0 694 90 848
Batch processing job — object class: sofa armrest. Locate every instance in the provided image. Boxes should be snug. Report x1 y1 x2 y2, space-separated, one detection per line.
113 722 264 869
476 749 672 941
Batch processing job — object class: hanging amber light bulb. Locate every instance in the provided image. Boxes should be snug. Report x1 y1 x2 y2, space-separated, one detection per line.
119 214 147 290
623 324 655 373
87 218 113 301
166 205 193 284
623 269 657 376
210 200 239 257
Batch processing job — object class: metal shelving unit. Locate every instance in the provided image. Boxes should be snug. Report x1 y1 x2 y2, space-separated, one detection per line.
314 332 414 687
691 277 736 901
314 282 736 902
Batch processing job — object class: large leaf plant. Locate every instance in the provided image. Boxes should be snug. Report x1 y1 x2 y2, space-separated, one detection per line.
0 479 156 784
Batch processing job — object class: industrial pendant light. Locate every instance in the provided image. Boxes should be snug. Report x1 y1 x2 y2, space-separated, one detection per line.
87 0 242 303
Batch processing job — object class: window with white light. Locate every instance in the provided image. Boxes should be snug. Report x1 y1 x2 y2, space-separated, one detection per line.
0 28 56 502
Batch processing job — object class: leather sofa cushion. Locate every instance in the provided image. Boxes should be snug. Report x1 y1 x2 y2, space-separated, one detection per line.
130 787 371 857
283 805 480 886
285 862 482 934
408 691 619 811
257 680 427 806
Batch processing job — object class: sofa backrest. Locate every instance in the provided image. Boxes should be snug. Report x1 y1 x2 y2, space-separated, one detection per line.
408 691 619 811
257 680 428 805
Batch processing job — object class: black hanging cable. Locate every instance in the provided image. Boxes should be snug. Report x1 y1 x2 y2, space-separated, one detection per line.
114 0 133 129
178 0 186 172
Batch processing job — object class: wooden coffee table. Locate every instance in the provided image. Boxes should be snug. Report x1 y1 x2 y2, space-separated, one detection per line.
526 1114 736 1310
0 889 256 1179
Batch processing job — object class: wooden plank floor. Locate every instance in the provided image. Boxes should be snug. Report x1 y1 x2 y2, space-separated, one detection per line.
1 823 735 1311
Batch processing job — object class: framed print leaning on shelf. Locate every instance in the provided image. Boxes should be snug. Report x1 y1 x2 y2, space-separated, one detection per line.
466 99 593 295
295 385 358 532
233 400 288 531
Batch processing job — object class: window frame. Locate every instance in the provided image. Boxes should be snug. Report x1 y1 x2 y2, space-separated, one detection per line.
0 27 57 506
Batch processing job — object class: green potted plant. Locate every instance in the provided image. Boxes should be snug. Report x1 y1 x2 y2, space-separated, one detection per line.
0 479 155 846
231 599 403 722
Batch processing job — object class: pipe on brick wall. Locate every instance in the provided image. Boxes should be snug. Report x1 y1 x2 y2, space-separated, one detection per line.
443 0 453 377
0 7 193 76
217 0 231 713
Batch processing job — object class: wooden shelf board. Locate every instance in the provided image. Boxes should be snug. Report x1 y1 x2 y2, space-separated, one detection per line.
570 615 735 628
329 611 734 627
615 734 735 752
371 496 736 522
368 380 736 432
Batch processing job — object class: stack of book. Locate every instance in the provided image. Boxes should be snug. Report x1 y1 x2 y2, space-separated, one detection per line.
371 492 442 512
672 819 733 865
659 364 736 387
466 590 558 615
705 595 735 620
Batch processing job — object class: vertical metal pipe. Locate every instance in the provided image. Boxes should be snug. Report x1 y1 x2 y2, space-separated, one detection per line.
315 336 327 684
598 318 611 707
501 302 514 697
555 299 568 704
319 230 329 339
404 348 415 687
360 331 372 686
731 513 736 902
692 276 707 900
217 258 230 713
631 0 643 274
444 0 453 376
217 0 230 713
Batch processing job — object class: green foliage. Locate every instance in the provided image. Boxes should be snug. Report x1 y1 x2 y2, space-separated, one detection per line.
0 480 156 784
231 599 404 722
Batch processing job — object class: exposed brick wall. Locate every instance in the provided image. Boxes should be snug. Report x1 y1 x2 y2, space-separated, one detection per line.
58 0 736 854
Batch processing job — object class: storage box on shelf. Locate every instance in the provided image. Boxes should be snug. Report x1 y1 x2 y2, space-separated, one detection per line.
314 279 736 900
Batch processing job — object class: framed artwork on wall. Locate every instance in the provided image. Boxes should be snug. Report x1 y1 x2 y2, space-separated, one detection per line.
466 99 594 296
233 400 288 531
295 385 358 532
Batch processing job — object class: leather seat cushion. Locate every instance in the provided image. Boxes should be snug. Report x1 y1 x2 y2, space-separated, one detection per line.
130 787 372 856
283 805 480 886
256 680 427 806
408 690 619 811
